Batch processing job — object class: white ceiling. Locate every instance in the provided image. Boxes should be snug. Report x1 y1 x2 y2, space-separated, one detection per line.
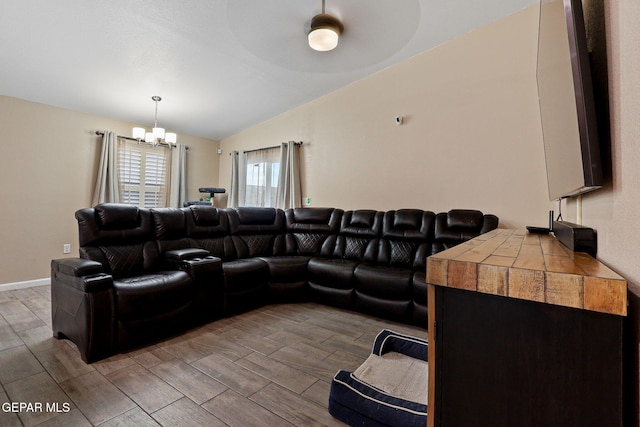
0 0 537 141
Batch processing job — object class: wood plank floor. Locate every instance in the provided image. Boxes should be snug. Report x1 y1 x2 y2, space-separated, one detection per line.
0 286 426 426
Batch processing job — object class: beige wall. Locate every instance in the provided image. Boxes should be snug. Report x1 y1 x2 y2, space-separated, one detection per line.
219 5 551 230
564 1 640 422
570 0 640 292
0 95 219 286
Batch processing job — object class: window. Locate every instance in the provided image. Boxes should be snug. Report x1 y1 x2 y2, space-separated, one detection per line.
228 142 301 209
118 139 171 208
243 146 280 207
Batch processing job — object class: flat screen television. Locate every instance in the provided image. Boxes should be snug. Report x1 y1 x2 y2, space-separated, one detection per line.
536 0 603 201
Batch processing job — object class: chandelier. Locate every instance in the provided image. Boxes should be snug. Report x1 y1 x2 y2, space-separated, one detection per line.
132 96 177 145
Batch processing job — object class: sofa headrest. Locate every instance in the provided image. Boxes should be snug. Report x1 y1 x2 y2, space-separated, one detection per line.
76 204 152 247
291 207 333 224
382 210 435 240
227 207 285 234
190 205 222 226
393 210 422 229
151 208 185 240
340 210 383 237
236 207 277 225
286 208 342 232
446 209 484 230
350 211 377 227
184 206 229 238
435 209 498 243
95 203 140 230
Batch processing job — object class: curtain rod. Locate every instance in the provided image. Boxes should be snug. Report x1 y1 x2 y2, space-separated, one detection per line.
95 131 189 149
230 141 303 155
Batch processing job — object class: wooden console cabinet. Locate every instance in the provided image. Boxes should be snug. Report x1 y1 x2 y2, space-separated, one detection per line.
426 229 627 427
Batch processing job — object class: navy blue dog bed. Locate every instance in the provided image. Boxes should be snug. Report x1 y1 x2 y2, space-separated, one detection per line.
329 329 428 426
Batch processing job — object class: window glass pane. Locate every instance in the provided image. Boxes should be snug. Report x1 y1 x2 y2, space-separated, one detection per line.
242 146 280 208
271 163 279 188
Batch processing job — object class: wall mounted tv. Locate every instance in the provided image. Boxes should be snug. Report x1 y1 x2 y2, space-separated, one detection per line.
537 0 603 201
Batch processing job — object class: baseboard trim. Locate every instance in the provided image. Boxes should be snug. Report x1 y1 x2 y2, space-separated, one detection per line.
0 278 50 292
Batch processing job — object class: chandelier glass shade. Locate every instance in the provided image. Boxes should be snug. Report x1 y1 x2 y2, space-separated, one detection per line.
132 96 177 145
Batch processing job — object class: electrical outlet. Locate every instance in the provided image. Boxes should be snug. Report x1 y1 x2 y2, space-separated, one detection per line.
63 244 71 254
303 197 311 206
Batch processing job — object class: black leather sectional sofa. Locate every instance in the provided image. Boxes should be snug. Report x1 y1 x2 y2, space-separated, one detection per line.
51 204 498 362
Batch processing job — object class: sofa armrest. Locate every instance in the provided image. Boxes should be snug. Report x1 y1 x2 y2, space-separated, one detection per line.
51 258 113 292
54 258 103 276
164 248 211 262
179 256 224 321
50 258 115 363
179 255 223 279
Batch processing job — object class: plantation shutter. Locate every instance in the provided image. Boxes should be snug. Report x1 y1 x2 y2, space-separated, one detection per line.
118 139 171 208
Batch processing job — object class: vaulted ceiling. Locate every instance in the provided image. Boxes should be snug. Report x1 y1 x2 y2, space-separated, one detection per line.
0 0 537 140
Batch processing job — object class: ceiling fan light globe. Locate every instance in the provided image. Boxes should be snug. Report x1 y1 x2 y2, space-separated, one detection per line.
308 12 343 51
308 28 339 51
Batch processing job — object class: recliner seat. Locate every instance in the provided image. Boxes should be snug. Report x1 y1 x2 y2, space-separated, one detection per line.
51 204 222 362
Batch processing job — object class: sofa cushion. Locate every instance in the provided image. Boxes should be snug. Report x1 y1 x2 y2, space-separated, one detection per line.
308 258 356 290
354 265 412 300
227 207 285 257
260 256 309 282
151 208 186 240
222 258 269 292
260 256 310 301
285 208 342 256
97 244 145 278
114 270 192 320
354 265 413 322
307 258 357 309
332 210 383 262
383 209 434 239
286 233 337 256
377 210 436 270
222 258 269 314
191 237 233 260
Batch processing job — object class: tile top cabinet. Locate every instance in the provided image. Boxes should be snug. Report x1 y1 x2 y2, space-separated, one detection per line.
426 229 627 427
